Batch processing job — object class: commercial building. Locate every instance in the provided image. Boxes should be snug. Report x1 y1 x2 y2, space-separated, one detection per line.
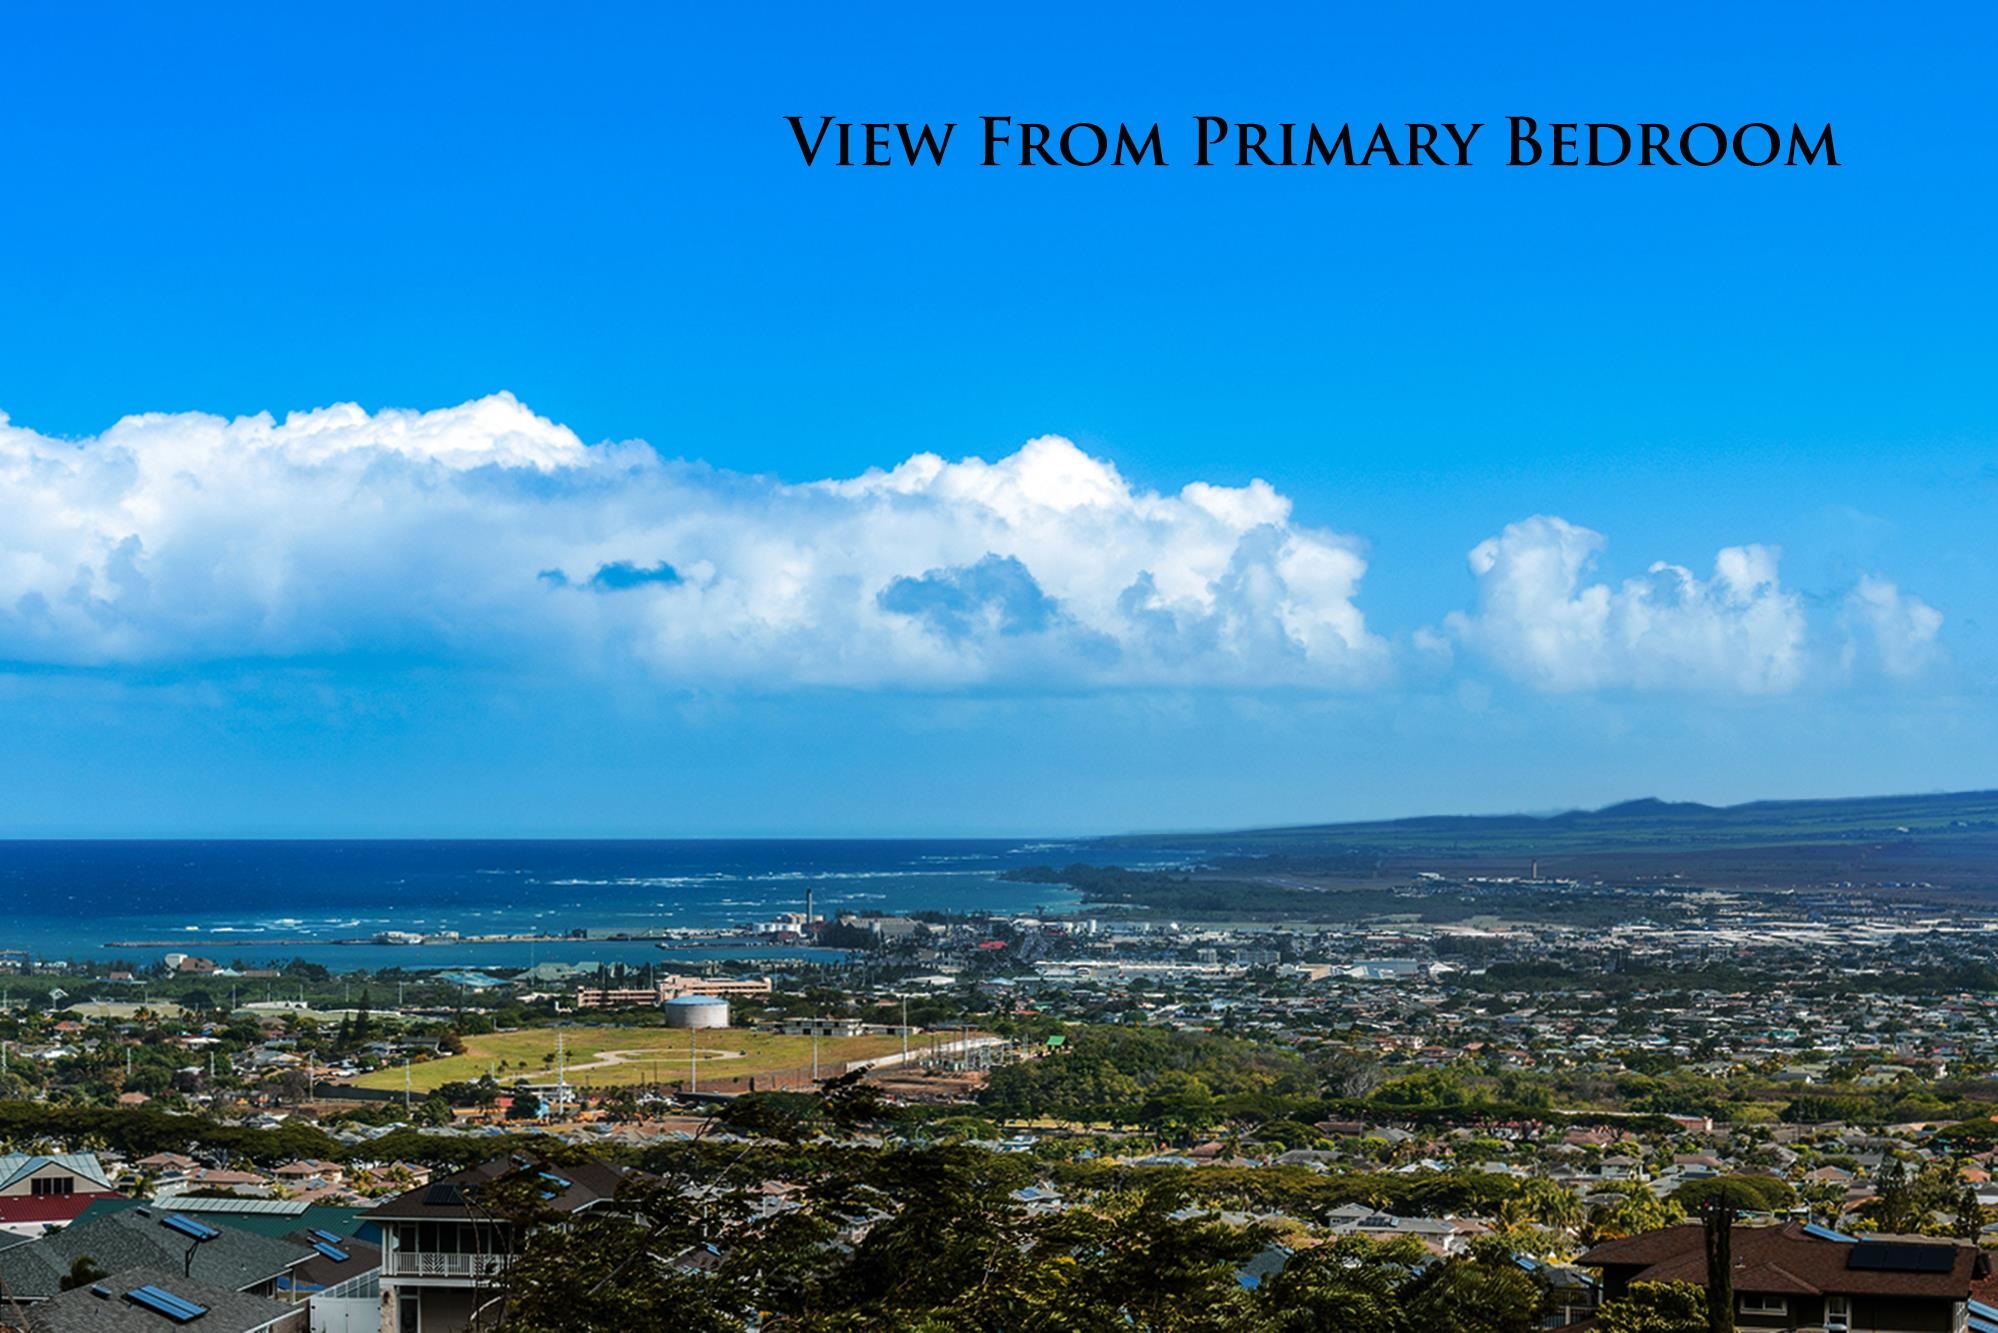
769 1016 868 1037
572 973 771 1009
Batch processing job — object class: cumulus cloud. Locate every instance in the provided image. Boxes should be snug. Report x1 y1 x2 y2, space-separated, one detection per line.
1841 575 1943 680
0 394 1389 689
1443 516 1812 693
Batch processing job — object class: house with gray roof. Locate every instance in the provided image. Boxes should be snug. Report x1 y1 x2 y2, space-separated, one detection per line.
19 1266 304 1332
1322 1203 1476 1255
0 1206 311 1304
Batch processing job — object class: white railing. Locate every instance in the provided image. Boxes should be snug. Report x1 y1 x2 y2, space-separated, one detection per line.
388 1251 510 1279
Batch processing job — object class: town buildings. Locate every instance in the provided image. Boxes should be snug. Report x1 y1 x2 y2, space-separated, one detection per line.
571 973 772 1009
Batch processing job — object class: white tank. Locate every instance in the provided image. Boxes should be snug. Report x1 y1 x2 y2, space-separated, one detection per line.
662 994 729 1029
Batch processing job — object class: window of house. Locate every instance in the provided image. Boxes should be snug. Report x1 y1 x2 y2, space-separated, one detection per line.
1740 1294 1788 1315
30 1177 74 1196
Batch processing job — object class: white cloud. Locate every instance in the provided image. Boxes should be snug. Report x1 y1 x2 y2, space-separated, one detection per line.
1442 515 1812 693
1841 575 1943 680
0 398 1946 698
0 395 1389 689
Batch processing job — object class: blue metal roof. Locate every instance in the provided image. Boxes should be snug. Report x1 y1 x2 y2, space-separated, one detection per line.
126 1284 208 1323
161 1213 220 1241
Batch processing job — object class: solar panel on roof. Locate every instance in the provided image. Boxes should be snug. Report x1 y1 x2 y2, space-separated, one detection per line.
161 1213 220 1241
425 1182 464 1206
1847 1241 1957 1273
312 1240 351 1262
167 1197 308 1216
538 1171 572 1190
1802 1222 1857 1243
126 1284 209 1323
309 1228 342 1244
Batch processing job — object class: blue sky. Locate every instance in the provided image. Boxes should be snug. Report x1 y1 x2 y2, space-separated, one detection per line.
0 5 1991 836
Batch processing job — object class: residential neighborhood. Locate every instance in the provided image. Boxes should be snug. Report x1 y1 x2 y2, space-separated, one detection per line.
3 870 1998 1327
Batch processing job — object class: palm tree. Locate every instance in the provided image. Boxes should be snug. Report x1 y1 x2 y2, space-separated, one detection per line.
1583 1184 1683 1246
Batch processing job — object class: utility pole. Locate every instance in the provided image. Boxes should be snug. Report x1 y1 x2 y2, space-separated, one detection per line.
901 995 909 1063
811 1029 820 1082
690 1026 698 1094
404 1059 411 1112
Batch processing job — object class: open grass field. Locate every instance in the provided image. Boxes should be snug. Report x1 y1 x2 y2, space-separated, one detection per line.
347 1024 910 1092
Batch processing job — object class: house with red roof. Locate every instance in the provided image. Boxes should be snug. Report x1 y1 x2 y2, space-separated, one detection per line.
0 1152 122 1232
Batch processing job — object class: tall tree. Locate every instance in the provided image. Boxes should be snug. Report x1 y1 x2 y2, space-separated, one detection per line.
1873 1154 1915 1233
1402 1239 1541 1333
1956 1180 1985 1241
1260 1234 1425 1333
1700 1197 1734 1333
351 988 374 1047
1597 1282 1707 1333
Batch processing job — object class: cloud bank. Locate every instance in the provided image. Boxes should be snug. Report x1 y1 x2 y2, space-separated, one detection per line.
0 395 1940 695
0 394 1386 688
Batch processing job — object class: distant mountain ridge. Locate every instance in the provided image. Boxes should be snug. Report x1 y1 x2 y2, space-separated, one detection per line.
1584 797 1717 818
1106 788 1998 864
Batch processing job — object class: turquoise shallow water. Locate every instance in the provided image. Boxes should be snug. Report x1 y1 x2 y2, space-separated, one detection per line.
0 838 1177 971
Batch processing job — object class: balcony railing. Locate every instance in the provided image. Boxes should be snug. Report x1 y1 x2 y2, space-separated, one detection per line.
387 1251 512 1279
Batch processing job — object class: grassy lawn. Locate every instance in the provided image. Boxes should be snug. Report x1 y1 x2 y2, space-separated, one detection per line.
348 1024 911 1092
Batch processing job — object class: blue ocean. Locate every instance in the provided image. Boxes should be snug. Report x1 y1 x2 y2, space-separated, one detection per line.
0 840 1173 972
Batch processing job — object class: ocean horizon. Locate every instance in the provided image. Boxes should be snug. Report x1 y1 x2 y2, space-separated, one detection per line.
0 838 1179 972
